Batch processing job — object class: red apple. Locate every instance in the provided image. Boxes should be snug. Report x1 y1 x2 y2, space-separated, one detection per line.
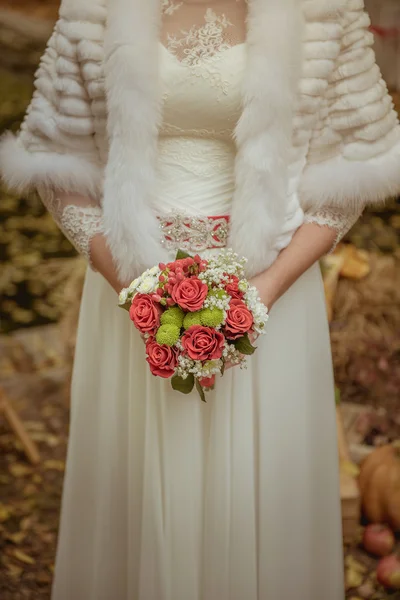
363 524 395 557
377 554 400 590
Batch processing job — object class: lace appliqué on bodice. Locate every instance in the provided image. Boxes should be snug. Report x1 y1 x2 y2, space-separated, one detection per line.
162 1 183 17
161 1 247 97
166 9 232 67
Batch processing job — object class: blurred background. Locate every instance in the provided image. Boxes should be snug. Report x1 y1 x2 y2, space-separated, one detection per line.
0 1 399 598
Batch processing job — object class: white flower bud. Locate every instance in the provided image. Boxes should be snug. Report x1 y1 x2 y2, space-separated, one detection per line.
137 277 158 294
118 288 129 305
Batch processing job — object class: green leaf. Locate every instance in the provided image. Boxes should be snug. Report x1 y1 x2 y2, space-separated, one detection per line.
171 373 195 395
234 333 256 355
176 249 192 260
119 301 131 312
195 379 207 403
220 360 226 376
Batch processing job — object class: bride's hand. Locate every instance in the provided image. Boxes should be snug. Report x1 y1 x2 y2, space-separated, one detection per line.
249 273 274 311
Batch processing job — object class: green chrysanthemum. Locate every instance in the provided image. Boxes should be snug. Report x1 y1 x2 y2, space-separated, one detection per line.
155 324 180 346
183 311 202 329
199 307 224 327
160 306 184 328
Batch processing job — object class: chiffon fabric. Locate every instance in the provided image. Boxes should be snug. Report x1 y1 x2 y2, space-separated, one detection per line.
52 43 344 600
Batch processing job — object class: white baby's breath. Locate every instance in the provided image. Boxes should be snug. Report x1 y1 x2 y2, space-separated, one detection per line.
176 355 223 380
244 285 269 335
199 249 247 288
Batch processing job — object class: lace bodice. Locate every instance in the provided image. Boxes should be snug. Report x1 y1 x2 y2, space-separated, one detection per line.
38 0 361 264
161 1 247 65
159 1 246 141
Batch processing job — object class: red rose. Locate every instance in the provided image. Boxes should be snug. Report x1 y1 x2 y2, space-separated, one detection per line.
224 299 254 340
146 339 178 378
182 326 225 361
129 294 162 334
171 277 208 312
199 375 216 388
225 275 244 300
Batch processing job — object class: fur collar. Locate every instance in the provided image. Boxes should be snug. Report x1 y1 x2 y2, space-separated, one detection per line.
64 0 346 280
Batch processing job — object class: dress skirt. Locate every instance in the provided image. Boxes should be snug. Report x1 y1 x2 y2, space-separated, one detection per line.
52 261 345 600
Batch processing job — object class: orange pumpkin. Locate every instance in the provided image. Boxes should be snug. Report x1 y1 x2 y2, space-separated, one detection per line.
359 442 400 531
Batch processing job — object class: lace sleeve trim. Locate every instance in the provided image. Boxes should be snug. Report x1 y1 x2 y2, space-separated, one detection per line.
304 206 362 253
38 188 103 264
60 205 103 261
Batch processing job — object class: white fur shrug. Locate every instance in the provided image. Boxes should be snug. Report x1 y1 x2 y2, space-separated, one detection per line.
1 0 400 279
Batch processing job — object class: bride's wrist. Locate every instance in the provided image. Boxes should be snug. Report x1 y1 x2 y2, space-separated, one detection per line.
249 271 280 311
90 234 126 293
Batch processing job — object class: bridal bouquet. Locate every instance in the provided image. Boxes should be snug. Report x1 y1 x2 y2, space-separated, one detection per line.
119 250 269 400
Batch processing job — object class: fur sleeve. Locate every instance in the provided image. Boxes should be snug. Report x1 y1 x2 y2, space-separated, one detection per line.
300 0 400 212
0 13 103 199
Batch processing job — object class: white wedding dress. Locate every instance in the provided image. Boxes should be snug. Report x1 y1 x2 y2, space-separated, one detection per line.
52 4 345 599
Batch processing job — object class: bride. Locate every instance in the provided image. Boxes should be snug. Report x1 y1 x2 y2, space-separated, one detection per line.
2 0 400 598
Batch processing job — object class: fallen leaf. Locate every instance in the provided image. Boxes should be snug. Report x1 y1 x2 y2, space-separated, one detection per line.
23 483 38 497
9 463 33 478
5 531 26 545
41 406 58 418
36 570 52 585
340 245 370 280
13 549 36 565
44 460 65 471
24 421 47 432
340 459 360 478
0 504 13 523
345 555 367 574
30 432 60 447
20 517 33 531
38 531 55 545
346 566 364 590
321 249 346 322
6 562 23 578
357 581 375 599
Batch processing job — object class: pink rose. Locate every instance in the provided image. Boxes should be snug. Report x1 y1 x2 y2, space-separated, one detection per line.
224 299 254 340
225 275 244 300
182 326 225 361
129 294 162 334
146 339 178 379
171 277 208 312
